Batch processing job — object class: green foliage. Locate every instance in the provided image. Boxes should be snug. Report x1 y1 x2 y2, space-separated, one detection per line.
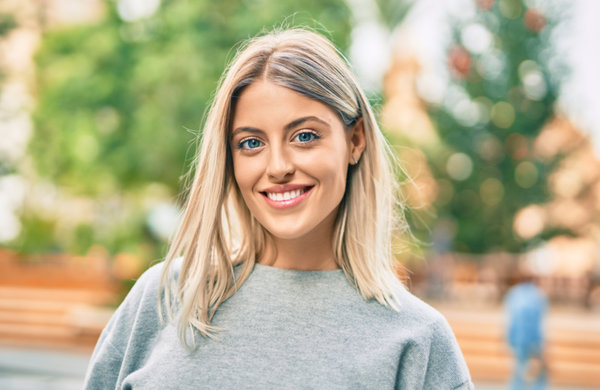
16 215 61 254
0 13 16 37
374 0 414 32
425 0 567 254
0 13 17 177
25 0 351 256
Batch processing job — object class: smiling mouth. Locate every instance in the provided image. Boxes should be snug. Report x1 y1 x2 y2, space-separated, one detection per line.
259 186 314 209
261 186 313 202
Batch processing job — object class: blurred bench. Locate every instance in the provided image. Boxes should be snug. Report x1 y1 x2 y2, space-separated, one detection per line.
440 307 600 387
0 248 119 351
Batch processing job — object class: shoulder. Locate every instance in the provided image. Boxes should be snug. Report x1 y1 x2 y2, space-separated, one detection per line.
131 260 164 293
114 260 165 313
135 256 183 290
99 258 183 348
84 260 178 389
357 285 466 358
124 257 185 301
390 289 473 389
388 287 451 334
393 289 464 356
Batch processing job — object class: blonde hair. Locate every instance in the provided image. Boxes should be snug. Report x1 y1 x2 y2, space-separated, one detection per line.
159 27 407 348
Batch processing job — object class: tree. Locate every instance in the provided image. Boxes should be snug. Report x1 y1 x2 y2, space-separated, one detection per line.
424 0 568 253
0 13 17 178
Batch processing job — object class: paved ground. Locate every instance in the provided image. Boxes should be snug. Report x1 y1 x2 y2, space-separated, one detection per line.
474 383 597 390
0 347 89 390
0 346 597 389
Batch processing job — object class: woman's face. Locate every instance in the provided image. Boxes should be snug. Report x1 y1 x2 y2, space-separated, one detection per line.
230 80 364 241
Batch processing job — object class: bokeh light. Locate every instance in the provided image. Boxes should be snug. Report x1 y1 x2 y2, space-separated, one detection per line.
446 153 474 181
515 161 539 188
514 204 545 239
490 101 515 128
480 177 504 206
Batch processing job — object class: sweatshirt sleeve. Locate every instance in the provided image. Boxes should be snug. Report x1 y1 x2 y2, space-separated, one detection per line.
83 328 124 389
396 316 474 390
83 262 165 390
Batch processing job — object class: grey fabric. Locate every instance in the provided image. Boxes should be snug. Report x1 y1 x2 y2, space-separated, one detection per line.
84 262 474 389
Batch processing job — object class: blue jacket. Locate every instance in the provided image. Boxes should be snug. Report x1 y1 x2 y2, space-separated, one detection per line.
504 282 547 347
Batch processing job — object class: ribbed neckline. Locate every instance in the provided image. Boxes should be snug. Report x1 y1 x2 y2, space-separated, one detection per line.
252 263 345 280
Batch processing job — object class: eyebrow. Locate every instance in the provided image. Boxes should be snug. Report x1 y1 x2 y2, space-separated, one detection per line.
231 116 330 139
284 116 330 131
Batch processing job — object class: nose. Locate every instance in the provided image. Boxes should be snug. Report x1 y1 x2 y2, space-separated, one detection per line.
265 145 294 181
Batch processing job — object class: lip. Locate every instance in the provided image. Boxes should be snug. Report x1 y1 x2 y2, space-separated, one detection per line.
260 185 314 210
260 184 312 193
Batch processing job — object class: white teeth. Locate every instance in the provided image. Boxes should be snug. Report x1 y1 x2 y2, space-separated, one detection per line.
266 187 308 202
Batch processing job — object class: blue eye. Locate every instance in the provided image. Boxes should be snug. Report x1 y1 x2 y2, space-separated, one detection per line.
294 132 318 143
239 138 262 150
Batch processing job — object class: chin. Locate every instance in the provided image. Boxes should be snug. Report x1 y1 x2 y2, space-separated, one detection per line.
262 221 315 241
258 206 339 241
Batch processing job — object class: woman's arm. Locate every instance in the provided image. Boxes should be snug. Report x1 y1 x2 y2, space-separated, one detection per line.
83 262 165 389
396 315 474 390
84 324 125 389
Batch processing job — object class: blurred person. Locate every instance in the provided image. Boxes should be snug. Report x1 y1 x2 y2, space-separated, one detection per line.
585 254 600 309
504 272 548 390
428 220 455 300
83 28 473 389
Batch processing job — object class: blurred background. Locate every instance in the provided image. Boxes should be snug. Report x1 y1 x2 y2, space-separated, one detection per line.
0 0 599 388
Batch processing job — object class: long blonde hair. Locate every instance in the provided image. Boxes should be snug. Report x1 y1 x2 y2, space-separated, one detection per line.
159 27 407 348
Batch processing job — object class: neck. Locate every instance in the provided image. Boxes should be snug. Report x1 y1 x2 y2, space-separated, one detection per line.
259 209 340 271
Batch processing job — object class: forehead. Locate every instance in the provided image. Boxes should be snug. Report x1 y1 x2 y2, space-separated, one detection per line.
231 80 341 131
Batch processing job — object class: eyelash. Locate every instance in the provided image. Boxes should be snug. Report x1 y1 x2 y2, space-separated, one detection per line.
237 138 263 150
236 131 321 151
292 131 321 144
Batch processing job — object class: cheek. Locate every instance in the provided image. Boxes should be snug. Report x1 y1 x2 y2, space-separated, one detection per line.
233 156 263 199
304 149 348 201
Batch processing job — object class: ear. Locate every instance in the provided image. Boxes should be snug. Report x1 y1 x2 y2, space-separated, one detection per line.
348 117 366 165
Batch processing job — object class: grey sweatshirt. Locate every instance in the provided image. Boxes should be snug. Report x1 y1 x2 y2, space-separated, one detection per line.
84 262 474 389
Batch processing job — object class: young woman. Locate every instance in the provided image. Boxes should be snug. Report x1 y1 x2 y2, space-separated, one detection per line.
84 28 473 389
